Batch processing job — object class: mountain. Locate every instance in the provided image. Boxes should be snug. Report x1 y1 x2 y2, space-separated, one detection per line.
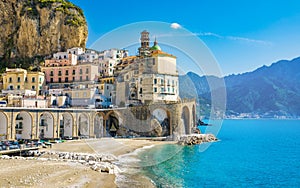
179 57 300 118
0 0 87 70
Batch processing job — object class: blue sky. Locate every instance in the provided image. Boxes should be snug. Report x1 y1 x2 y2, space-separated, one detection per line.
70 0 300 76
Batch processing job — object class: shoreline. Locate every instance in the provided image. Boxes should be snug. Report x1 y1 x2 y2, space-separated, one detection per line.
0 135 217 187
0 138 175 187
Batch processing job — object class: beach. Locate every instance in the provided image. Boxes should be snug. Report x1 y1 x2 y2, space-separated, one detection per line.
0 138 175 187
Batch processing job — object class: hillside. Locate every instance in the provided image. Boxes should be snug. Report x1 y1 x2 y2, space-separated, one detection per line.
179 57 300 118
0 0 88 71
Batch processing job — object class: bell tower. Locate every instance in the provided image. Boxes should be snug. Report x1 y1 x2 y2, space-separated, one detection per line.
138 30 150 57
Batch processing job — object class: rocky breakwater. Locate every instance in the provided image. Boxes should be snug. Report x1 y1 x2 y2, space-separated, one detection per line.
178 134 218 145
0 150 121 174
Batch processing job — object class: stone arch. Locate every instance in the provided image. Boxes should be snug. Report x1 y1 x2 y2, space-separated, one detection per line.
105 111 120 137
0 111 8 140
15 111 33 140
59 112 74 138
94 112 105 138
78 113 90 138
182 106 190 134
192 104 196 127
152 108 171 136
39 112 54 139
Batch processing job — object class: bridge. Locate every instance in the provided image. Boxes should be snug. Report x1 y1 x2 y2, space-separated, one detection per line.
0 99 196 141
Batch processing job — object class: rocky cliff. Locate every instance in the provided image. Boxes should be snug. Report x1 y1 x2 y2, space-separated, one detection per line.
0 0 88 69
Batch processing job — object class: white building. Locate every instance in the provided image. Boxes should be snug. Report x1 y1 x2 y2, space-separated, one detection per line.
67 47 84 55
79 49 99 63
98 49 128 77
115 31 179 106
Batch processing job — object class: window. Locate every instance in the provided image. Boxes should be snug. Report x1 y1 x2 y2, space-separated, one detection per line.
32 85 35 90
72 70 76 75
75 93 79 97
80 69 83 74
139 88 143 94
172 88 175 93
65 77 68 82
58 71 62 76
17 77 21 82
9 77 12 83
161 79 164 85
50 71 54 76
83 92 87 97
65 70 69 75
86 68 89 73
50 78 53 83
25 77 28 82
80 76 82 81
73 77 75 81
58 78 61 82
86 76 89 81
10 85 13 90
17 85 20 90
154 78 157 84
154 88 157 92
32 77 35 83
161 87 164 92
106 85 109 90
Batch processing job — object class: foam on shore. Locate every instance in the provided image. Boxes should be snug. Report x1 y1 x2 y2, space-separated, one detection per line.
114 144 159 188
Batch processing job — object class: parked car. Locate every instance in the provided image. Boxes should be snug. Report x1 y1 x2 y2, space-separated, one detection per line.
64 136 72 140
0 142 5 150
9 143 19 149
0 100 7 107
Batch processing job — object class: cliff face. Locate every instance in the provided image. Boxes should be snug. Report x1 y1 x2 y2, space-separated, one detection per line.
0 0 87 62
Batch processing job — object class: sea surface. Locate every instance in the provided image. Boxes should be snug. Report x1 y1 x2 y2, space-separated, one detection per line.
137 119 300 187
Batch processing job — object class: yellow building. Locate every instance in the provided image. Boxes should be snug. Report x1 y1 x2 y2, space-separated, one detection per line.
2 68 45 95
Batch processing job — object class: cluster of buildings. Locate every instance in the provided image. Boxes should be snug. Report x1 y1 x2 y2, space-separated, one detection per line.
0 31 180 108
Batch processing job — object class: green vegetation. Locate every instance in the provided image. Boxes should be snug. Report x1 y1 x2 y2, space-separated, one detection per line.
20 0 85 27
0 56 45 73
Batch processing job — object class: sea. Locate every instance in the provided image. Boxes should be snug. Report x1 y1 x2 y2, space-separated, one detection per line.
116 119 300 187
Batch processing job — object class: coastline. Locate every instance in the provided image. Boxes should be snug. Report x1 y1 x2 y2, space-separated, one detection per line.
0 138 175 187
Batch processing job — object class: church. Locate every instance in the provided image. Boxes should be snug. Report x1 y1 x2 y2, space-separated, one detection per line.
115 30 180 106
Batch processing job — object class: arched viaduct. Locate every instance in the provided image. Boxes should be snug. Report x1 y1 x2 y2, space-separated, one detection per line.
0 99 196 140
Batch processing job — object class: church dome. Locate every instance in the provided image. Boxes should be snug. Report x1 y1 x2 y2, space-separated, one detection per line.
150 38 161 51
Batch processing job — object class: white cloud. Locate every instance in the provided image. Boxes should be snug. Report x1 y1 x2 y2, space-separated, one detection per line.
196 32 223 38
170 23 182 29
227 36 271 45
197 32 271 46
154 28 271 46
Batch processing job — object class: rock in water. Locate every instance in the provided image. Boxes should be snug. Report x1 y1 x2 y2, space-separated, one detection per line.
178 134 218 145
0 0 87 66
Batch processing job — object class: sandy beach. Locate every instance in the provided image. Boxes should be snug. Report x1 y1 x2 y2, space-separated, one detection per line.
0 138 175 187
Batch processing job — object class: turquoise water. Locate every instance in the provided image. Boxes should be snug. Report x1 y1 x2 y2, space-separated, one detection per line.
139 120 300 187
